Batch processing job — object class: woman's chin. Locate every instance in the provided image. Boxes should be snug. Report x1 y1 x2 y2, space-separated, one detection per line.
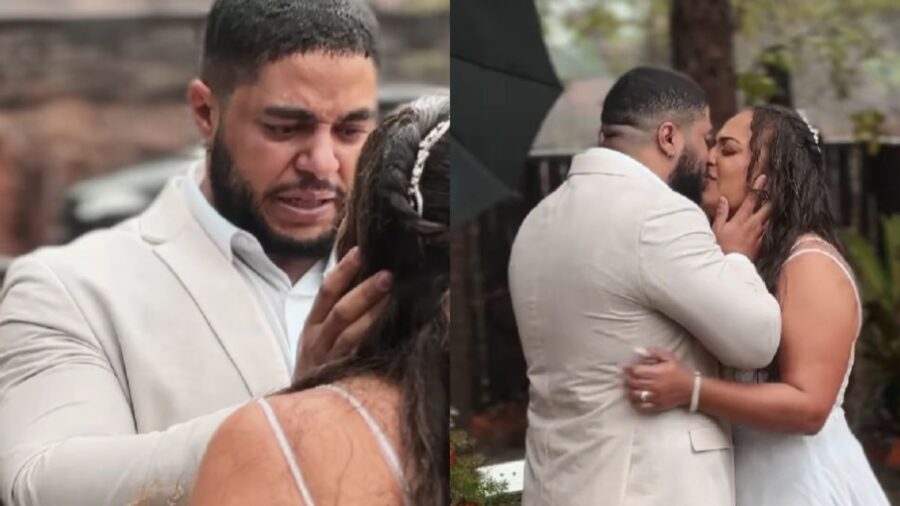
701 194 719 220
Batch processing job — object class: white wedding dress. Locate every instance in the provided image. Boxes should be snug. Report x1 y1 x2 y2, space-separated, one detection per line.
732 236 890 506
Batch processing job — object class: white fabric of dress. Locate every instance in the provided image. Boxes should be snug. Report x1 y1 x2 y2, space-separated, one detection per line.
733 236 890 506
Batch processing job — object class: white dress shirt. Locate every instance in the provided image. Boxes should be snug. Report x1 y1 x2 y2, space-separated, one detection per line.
182 164 336 370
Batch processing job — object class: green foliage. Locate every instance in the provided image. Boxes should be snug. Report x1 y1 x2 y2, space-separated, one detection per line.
565 6 622 41
842 216 900 434
736 44 787 105
851 109 887 155
537 0 899 117
450 430 510 505
534 0 670 77
759 46 795 71
732 0 896 106
737 71 779 105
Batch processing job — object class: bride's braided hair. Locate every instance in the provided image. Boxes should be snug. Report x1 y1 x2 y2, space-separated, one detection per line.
295 95 450 505
338 95 449 264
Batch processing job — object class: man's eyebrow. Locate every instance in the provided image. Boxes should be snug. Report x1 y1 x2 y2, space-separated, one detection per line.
263 106 317 122
262 106 376 124
338 108 377 123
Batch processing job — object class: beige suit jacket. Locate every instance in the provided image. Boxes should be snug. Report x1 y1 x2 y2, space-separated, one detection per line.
509 148 782 506
0 176 291 505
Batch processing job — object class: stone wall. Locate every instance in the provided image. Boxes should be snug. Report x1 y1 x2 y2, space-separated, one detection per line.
0 10 449 107
0 16 205 107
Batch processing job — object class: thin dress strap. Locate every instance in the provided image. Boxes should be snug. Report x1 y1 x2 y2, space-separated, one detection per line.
785 237 862 332
318 384 409 504
784 236 862 411
257 397 316 506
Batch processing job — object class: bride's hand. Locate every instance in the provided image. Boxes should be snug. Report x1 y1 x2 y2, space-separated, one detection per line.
624 349 693 413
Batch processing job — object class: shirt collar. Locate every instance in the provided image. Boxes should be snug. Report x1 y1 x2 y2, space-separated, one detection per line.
292 250 338 295
580 147 670 189
183 163 243 262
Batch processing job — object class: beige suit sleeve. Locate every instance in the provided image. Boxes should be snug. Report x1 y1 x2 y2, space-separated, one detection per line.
0 256 240 506
637 197 782 369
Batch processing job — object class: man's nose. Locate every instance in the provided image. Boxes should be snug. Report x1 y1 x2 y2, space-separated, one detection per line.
293 127 339 179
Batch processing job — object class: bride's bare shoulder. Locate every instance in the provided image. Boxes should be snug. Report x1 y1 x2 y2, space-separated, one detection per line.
778 247 858 335
190 399 304 505
191 377 403 505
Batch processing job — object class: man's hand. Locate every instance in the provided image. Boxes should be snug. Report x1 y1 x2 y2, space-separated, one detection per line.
294 247 392 380
712 174 772 261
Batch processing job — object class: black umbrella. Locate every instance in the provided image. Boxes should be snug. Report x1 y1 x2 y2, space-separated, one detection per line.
450 0 564 228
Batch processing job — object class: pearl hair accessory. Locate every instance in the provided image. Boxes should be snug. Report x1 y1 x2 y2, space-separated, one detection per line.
408 118 450 217
796 109 821 154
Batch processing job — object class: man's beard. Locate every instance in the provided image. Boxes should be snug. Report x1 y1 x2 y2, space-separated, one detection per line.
207 136 345 259
668 149 707 205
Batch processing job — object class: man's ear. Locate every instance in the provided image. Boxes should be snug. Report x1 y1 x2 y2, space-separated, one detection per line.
187 79 219 145
656 121 679 160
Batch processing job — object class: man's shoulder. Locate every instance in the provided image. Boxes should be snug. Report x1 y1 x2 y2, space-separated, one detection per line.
641 189 710 227
40 221 144 261
19 178 194 278
520 167 690 227
6 219 155 288
636 192 718 259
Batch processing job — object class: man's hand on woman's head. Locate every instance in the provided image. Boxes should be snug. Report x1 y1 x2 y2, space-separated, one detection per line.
294 246 393 380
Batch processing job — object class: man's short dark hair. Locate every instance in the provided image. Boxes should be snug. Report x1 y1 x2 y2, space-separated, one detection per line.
201 0 380 96
601 67 707 129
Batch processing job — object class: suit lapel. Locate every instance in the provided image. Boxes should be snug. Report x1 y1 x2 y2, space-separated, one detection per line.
139 178 290 397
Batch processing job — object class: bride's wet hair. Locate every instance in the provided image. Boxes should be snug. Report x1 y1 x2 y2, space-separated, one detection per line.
747 104 845 294
289 94 449 505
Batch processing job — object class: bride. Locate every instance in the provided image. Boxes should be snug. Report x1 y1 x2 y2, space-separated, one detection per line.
624 105 890 505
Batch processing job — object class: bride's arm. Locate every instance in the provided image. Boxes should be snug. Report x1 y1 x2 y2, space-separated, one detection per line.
625 253 857 434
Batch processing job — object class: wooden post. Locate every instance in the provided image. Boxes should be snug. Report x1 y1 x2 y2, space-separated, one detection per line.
670 0 738 128
450 228 473 424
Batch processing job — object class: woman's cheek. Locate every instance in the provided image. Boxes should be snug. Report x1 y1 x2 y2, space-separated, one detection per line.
701 182 721 219
726 185 748 214
721 165 749 213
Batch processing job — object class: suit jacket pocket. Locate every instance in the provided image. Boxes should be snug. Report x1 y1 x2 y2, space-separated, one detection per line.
688 427 732 452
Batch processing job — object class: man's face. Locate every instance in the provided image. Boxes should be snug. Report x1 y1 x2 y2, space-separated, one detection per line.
208 51 378 257
668 108 713 205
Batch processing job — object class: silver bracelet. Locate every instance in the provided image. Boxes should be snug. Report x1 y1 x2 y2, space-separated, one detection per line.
689 371 702 412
